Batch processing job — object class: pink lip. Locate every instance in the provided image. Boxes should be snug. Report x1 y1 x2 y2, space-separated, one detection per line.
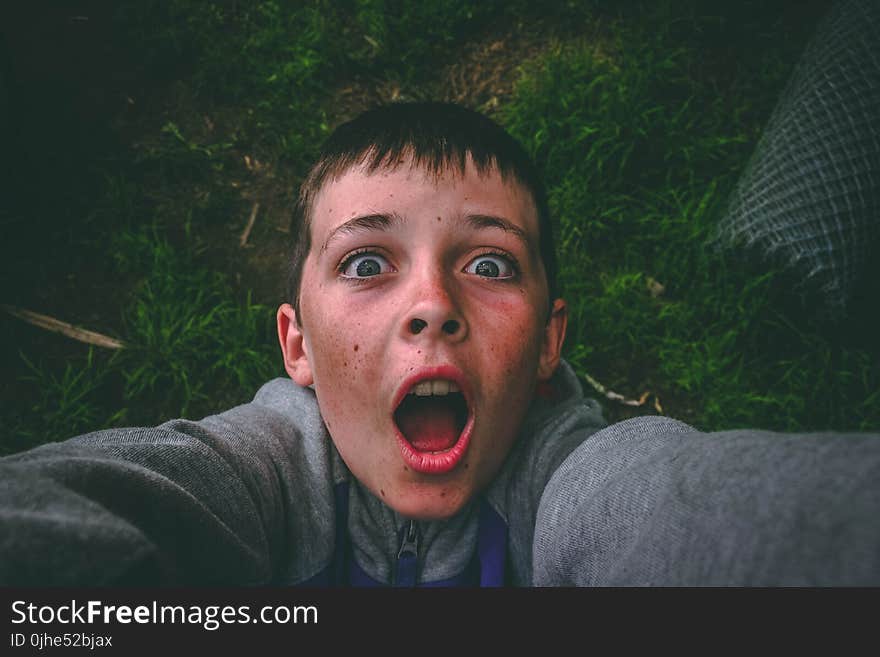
392 365 475 475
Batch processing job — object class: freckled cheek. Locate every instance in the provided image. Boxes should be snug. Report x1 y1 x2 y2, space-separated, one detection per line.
308 315 382 414
475 307 544 390
473 297 543 344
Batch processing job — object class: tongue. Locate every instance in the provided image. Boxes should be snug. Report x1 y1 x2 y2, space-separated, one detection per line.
396 397 460 452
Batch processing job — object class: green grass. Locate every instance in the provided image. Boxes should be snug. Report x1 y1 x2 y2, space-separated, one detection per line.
3 349 125 454
501 4 879 430
0 227 281 455
116 231 281 420
2 0 877 453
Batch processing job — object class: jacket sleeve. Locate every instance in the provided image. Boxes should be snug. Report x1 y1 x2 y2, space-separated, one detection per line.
0 379 332 586
532 416 880 586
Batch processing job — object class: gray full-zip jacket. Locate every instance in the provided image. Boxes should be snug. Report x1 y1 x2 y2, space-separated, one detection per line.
1 361 878 586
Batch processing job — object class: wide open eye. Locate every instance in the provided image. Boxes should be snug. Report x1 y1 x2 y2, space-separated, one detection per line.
463 254 515 279
340 252 393 278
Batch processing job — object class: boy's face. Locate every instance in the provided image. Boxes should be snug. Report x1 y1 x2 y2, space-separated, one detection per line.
278 156 566 520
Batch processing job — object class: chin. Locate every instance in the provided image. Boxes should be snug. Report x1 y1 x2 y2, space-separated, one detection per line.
387 483 474 521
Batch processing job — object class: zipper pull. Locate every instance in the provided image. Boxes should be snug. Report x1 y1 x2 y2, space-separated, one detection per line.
394 519 420 587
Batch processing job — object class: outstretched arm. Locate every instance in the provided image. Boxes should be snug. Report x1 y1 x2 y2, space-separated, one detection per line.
533 416 880 586
0 379 334 586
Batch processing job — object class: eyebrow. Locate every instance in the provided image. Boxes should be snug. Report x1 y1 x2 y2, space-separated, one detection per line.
463 214 530 246
319 211 532 253
320 213 403 253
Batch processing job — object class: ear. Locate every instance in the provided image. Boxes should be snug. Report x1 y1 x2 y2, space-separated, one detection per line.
537 298 568 381
277 303 314 386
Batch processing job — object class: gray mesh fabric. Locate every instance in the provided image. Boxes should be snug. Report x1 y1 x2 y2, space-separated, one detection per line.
714 0 880 310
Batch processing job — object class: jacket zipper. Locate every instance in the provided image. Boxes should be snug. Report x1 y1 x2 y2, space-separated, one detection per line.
393 519 420 587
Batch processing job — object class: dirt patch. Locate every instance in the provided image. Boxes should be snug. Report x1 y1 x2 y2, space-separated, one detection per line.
328 18 577 123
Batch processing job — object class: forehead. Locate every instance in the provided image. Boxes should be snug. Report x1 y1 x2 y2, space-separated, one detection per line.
309 157 540 240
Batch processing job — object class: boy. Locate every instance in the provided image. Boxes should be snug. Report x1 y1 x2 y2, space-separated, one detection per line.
1 102 878 586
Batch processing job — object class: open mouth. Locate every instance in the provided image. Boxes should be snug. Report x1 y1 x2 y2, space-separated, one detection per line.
392 370 474 474
395 381 468 452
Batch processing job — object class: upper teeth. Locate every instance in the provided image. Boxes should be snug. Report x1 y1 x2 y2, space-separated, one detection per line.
410 380 460 396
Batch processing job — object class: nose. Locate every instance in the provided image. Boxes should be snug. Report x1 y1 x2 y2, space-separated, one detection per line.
409 318 460 335
401 273 468 343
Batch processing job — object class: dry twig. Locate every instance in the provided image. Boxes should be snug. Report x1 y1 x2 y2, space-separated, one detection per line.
239 202 260 247
3 305 125 350
582 370 662 412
